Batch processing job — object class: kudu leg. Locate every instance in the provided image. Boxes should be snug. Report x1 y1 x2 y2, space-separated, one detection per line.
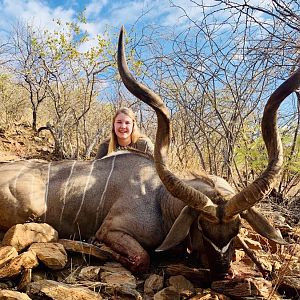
96 230 150 274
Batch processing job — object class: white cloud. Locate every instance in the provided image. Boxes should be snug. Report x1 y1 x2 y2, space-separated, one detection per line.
85 0 108 18
0 0 232 41
81 21 104 37
108 1 150 27
78 22 108 52
100 0 218 29
0 0 277 49
0 0 75 33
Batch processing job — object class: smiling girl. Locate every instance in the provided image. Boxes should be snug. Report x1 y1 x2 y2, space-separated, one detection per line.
95 107 154 159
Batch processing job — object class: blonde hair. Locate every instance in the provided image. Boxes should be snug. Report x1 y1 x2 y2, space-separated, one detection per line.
108 107 143 153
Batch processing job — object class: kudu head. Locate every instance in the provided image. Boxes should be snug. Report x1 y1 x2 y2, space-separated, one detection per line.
117 26 299 280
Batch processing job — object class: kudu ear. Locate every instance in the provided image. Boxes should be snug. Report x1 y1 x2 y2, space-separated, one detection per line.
241 208 287 245
156 206 198 252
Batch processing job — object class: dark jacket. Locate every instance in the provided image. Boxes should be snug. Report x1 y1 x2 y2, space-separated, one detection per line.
95 136 154 159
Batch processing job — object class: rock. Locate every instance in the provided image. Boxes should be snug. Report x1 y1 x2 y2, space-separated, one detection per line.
0 289 32 300
0 246 18 267
254 254 273 272
144 274 164 294
98 262 139 299
58 239 112 260
99 261 133 276
165 264 211 286
100 271 136 288
33 136 43 143
153 286 180 300
168 275 195 296
27 279 102 299
247 232 278 253
0 250 38 279
29 242 67 270
233 249 245 263
99 262 136 287
231 261 262 278
243 237 262 251
2 223 58 251
0 282 14 289
17 268 32 291
31 270 48 282
189 289 231 299
211 276 273 298
77 280 142 300
78 266 101 281
279 276 300 299
61 272 77 284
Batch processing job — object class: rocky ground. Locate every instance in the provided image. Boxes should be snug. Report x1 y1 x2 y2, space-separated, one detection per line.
0 124 299 300
0 222 299 299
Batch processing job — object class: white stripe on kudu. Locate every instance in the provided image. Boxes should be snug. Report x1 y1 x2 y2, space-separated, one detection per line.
59 160 77 228
43 162 52 222
73 159 96 224
95 155 116 229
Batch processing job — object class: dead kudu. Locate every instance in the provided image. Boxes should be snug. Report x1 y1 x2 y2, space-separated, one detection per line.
0 27 297 282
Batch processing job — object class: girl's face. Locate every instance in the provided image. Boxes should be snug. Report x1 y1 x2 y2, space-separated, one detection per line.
114 113 134 145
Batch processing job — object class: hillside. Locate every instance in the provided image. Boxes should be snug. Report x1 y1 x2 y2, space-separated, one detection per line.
0 123 55 161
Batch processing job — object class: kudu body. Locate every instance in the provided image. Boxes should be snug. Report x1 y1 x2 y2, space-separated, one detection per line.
0 26 298 280
0 153 237 276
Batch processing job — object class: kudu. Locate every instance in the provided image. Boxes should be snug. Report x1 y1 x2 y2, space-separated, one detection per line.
115 26 299 279
0 27 297 281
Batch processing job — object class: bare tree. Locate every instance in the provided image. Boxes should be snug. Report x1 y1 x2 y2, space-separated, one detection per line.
33 20 114 158
7 22 50 132
131 0 299 194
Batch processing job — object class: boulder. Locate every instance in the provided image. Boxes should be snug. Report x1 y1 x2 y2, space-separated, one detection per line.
29 242 67 270
27 279 102 300
0 246 18 268
0 289 32 300
2 223 58 251
0 250 38 279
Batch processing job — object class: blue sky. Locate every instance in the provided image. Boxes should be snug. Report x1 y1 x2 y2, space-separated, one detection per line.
0 0 204 37
0 0 271 51
0 0 295 116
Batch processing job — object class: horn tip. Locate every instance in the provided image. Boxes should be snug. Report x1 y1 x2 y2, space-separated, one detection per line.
274 236 289 245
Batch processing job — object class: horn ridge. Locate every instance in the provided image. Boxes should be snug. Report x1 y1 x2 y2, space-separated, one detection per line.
117 26 217 219
224 67 300 218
